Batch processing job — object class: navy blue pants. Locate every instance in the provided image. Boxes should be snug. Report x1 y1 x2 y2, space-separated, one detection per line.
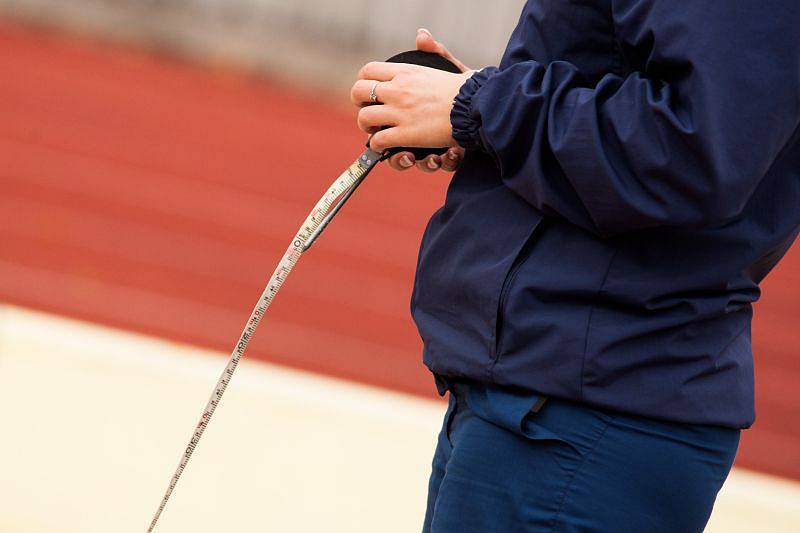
423 380 740 533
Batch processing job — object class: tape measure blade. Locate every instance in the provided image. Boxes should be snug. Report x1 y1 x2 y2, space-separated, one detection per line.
147 148 380 531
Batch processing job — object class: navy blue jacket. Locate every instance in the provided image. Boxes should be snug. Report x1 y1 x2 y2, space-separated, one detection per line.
411 0 800 428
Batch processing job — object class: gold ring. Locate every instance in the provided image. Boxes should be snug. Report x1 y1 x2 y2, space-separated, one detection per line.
369 81 381 103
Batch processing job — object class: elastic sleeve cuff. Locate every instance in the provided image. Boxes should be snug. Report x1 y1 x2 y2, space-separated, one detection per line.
450 66 500 150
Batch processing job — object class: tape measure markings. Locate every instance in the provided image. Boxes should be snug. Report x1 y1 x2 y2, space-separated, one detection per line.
147 149 381 532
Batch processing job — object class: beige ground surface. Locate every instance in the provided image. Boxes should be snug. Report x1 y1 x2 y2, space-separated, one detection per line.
0 305 798 532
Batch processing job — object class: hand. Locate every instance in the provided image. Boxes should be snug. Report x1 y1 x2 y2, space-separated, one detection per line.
351 29 472 173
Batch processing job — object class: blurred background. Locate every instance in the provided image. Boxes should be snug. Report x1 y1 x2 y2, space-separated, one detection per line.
0 1 798 531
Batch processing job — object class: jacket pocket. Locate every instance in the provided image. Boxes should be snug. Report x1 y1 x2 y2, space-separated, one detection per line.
411 152 546 378
493 219 548 360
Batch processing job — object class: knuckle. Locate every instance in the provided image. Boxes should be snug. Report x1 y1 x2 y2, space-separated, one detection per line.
388 84 411 106
392 83 408 97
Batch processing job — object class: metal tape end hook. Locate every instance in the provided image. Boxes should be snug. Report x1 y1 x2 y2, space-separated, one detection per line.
301 147 383 252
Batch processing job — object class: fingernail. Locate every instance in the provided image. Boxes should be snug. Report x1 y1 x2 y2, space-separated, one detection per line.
400 155 414 168
418 28 432 37
427 158 440 170
446 150 458 161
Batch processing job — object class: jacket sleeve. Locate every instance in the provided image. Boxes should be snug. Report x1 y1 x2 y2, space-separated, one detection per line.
451 0 800 236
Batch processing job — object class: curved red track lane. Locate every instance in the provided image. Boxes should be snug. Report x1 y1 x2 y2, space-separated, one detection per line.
1 21 798 480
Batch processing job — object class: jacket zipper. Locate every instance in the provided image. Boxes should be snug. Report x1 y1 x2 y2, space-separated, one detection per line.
492 220 545 363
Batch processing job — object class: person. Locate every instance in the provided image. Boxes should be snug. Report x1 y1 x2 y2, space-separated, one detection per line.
350 2 800 532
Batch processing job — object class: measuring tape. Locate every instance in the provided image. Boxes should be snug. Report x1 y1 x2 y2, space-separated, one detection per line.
147 148 383 532
146 49 460 531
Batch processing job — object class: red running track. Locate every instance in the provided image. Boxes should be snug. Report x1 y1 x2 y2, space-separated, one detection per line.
1 21 798 480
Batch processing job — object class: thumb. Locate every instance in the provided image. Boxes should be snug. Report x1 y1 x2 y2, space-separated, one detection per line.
416 28 441 54
415 28 470 73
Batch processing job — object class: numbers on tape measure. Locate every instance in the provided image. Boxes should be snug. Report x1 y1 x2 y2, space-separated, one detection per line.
147 155 375 533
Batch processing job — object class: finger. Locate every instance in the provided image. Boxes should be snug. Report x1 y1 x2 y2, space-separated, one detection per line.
388 152 416 171
416 29 470 73
357 105 397 134
351 79 386 107
440 148 463 172
369 128 406 152
358 61 412 82
415 28 441 55
417 154 442 173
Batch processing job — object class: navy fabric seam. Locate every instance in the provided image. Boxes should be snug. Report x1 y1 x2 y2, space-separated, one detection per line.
579 247 618 401
608 0 625 77
711 320 751 362
547 417 615 532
